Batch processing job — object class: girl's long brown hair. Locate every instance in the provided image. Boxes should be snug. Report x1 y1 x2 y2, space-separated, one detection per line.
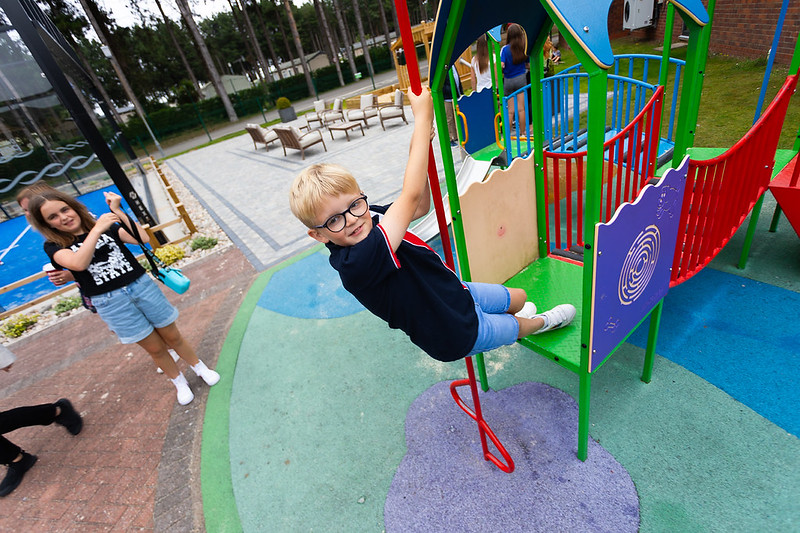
27 190 97 248
506 23 528 65
476 34 489 74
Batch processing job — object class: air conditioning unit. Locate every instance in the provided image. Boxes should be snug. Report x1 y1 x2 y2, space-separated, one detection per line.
623 0 655 30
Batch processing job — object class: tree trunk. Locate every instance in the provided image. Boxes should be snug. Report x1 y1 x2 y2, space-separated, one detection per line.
227 0 258 78
332 0 358 79
272 0 297 75
154 0 203 98
281 0 315 97
351 0 373 79
314 0 344 86
377 0 392 51
175 0 238 121
76 0 168 153
254 0 283 80
239 0 273 82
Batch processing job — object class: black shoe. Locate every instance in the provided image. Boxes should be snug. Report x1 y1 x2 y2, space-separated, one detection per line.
0 453 37 497
54 399 82 435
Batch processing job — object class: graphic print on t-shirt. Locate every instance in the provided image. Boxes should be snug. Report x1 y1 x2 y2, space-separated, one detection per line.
71 233 134 287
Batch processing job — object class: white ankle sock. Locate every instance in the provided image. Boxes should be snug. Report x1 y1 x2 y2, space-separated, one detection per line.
171 373 194 405
191 360 220 386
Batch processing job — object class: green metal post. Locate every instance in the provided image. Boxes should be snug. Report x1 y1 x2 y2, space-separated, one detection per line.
642 300 663 383
577 69 608 462
671 0 715 167
659 3 675 88
530 25 551 260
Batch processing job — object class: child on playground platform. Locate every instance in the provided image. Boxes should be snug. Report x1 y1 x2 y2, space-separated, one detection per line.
289 88 575 363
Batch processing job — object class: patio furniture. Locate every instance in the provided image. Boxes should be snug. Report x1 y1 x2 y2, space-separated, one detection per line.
346 94 378 128
322 98 344 126
274 126 327 160
245 124 279 150
306 100 327 129
328 121 365 142
378 90 408 130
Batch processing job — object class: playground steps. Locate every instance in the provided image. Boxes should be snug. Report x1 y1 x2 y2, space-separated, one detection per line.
505 256 584 373
550 244 586 263
769 151 800 238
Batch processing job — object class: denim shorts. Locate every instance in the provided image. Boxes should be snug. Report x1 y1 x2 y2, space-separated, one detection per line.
91 274 179 344
464 282 520 357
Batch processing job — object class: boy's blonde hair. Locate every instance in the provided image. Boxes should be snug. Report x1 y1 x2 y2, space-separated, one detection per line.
289 163 361 228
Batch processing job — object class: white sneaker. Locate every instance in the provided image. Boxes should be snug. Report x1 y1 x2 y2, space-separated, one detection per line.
191 361 220 386
514 301 537 319
532 304 576 334
171 373 194 405
157 349 181 374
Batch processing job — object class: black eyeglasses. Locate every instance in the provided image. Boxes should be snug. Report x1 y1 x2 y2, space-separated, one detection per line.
314 194 368 233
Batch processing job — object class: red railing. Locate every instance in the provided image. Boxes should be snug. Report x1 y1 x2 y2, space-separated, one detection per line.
542 87 664 251
670 73 798 286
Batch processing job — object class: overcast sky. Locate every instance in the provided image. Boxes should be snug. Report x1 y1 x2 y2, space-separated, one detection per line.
97 0 228 28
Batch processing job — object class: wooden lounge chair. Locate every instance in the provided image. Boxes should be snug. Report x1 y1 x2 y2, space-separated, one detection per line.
322 98 344 126
378 90 408 130
273 126 327 160
346 94 378 128
306 100 327 129
245 124 279 150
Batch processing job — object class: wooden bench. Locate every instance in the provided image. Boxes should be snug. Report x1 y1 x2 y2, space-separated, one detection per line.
273 126 327 160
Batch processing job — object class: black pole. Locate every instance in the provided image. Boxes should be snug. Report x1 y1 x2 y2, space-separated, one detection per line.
2 0 157 228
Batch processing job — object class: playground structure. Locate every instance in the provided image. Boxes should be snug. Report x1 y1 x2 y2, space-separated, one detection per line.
394 0 800 469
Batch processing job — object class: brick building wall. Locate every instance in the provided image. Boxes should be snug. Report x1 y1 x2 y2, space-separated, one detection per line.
606 0 798 65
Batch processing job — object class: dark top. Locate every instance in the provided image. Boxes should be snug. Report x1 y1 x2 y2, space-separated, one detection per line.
44 223 146 297
326 205 478 362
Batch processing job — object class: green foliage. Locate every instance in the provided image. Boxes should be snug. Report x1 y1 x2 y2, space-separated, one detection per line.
154 245 185 266
190 235 218 251
139 258 152 272
276 97 292 109
53 296 82 315
1 313 39 338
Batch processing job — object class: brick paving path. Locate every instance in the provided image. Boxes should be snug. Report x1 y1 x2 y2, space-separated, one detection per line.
0 246 256 532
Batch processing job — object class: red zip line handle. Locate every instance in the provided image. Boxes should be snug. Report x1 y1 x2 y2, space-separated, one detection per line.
392 0 453 269
392 0 514 473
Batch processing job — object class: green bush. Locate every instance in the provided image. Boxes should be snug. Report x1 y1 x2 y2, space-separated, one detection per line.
1 313 39 338
53 296 82 315
276 97 292 109
190 235 218 251
154 244 185 266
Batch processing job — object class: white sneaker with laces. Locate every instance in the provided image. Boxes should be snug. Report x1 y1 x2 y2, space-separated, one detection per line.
514 301 538 319
532 304 576 334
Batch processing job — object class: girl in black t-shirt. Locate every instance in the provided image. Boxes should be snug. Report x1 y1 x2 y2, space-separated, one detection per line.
27 190 219 406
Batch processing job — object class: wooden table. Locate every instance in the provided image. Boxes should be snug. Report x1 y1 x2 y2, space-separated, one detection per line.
327 121 365 141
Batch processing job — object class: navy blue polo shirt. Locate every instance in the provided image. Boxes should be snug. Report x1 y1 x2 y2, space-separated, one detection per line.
326 205 478 362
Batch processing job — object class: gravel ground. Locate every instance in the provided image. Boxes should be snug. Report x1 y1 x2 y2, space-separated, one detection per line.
1 164 233 345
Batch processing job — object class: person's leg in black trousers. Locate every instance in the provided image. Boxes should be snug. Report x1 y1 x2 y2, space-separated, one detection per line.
0 400 82 497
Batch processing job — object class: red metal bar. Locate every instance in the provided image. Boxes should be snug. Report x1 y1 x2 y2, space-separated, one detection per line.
553 157 562 249
577 159 585 245
671 74 797 286
393 0 513 473
393 0 452 270
565 157 574 249
449 360 514 473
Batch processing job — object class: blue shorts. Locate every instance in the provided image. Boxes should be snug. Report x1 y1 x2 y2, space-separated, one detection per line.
464 282 520 357
91 274 179 344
